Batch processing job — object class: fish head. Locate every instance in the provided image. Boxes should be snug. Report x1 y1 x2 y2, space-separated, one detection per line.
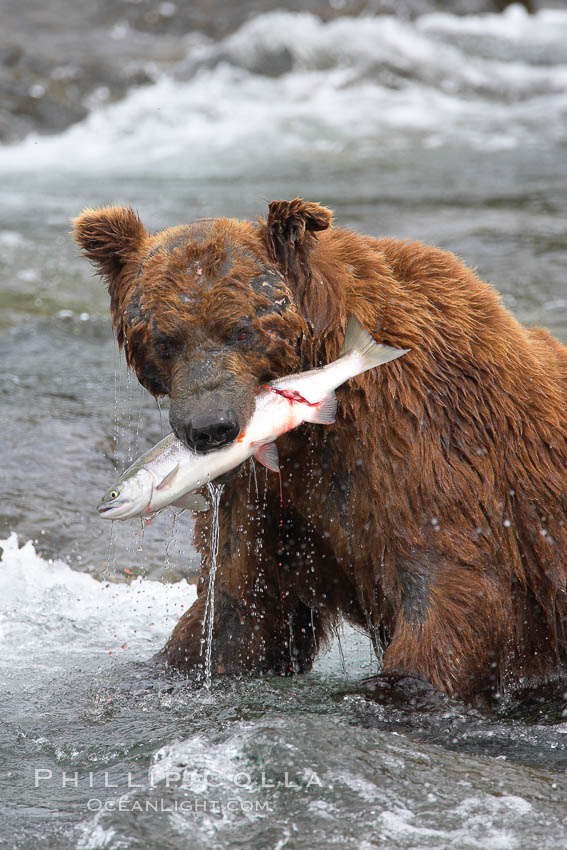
97 468 154 520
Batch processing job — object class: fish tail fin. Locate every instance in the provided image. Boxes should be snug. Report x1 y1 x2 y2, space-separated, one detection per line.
339 316 409 370
304 391 337 425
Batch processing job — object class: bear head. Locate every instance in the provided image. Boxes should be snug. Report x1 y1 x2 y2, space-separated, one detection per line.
73 199 335 452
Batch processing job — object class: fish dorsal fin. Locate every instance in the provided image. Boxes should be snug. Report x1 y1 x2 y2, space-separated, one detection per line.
340 316 409 367
171 492 210 513
254 442 279 473
156 462 180 491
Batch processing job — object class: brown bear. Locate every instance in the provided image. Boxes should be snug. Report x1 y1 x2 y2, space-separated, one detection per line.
74 198 567 708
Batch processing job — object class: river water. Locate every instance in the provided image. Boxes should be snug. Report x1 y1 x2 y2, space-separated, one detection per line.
1 5 567 848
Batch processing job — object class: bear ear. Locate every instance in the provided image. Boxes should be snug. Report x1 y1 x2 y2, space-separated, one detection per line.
264 198 332 276
263 198 333 334
72 205 147 287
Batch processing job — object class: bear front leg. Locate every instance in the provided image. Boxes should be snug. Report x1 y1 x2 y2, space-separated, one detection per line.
365 551 507 707
161 580 325 677
160 482 345 678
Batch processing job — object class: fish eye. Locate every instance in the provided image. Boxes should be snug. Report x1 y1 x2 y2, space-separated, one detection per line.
110 489 120 500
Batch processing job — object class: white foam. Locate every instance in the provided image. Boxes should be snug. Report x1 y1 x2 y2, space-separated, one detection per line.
0 9 565 175
77 824 118 850
0 533 196 676
380 804 518 849
150 730 250 789
0 230 25 247
457 793 532 817
420 3 567 40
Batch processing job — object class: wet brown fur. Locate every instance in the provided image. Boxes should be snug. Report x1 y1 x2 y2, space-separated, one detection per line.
74 199 567 706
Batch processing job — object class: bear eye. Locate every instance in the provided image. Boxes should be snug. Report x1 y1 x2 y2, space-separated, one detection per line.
154 338 172 358
231 324 254 344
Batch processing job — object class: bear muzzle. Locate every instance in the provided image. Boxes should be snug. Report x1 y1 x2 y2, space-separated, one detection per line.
170 407 240 453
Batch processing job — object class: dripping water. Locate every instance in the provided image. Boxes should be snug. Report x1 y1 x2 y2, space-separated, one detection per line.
105 520 116 579
310 606 318 653
134 382 145 449
248 457 260 502
113 337 121 454
125 367 135 463
200 482 225 690
156 397 165 437
334 622 348 676
164 511 179 571
262 467 270 505
136 518 145 552
105 338 125 573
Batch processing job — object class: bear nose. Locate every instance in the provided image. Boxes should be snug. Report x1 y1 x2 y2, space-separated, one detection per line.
184 410 240 453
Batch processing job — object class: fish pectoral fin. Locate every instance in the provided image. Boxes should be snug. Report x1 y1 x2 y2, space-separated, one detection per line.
253 441 279 473
171 492 210 512
306 391 337 425
156 463 181 491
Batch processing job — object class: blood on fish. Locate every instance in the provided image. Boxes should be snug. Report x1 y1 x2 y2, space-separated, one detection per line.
262 386 319 407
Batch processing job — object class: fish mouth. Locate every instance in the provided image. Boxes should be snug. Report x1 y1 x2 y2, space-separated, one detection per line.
97 494 152 519
97 501 129 517
97 502 118 515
